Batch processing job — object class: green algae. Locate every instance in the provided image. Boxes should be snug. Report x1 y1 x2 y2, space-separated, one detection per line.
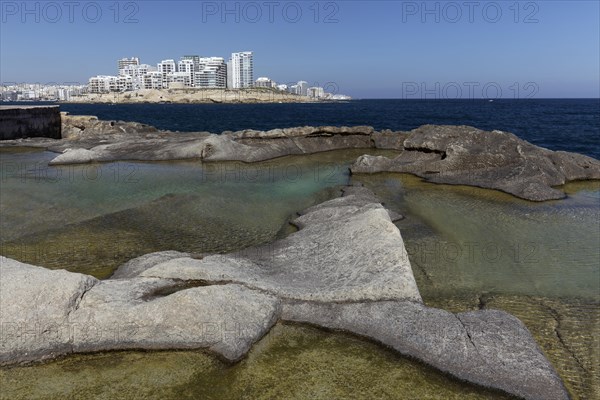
354 173 600 300
0 324 513 400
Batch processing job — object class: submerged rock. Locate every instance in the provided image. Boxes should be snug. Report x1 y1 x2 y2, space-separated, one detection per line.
351 124 600 201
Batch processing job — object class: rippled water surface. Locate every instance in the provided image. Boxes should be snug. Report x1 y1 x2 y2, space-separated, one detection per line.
7 99 600 158
1 147 598 399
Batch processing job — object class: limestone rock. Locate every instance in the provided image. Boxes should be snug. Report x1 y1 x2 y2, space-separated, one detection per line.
0 187 573 400
111 251 190 279
69 280 280 362
50 148 96 164
282 300 570 400
131 195 421 303
351 125 600 201
0 256 280 364
0 256 98 365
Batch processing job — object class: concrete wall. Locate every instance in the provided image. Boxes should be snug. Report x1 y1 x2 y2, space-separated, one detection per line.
0 106 62 140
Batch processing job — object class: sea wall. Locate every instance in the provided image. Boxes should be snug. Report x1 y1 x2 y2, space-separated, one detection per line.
0 106 62 140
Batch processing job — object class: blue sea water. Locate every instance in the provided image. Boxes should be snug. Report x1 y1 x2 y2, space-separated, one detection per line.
7 99 600 159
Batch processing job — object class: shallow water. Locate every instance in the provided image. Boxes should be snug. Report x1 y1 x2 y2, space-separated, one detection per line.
1 149 388 278
354 174 600 301
353 173 600 399
0 324 512 400
1 149 598 399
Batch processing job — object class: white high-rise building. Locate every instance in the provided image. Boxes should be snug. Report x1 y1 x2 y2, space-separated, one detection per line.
143 71 163 89
89 75 118 93
118 57 139 73
228 51 254 89
120 63 155 90
255 77 275 88
178 59 196 87
307 86 325 98
296 81 308 96
166 72 192 88
195 57 227 88
157 60 177 87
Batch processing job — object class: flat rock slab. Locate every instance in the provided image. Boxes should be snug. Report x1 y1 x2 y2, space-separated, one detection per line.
117 192 421 303
0 257 280 364
351 124 600 201
283 300 570 400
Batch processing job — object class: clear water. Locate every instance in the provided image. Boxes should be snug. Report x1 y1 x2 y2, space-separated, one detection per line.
1 148 380 278
354 174 600 301
1 148 598 399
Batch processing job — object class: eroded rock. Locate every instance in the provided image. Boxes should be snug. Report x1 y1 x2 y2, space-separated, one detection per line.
120 193 420 303
350 124 600 201
0 256 280 364
282 300 570 400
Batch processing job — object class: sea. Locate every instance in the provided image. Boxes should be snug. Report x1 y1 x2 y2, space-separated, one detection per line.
1 98 599 399
7 98 600 159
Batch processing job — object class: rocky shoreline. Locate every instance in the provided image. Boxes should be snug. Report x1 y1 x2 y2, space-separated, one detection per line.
0 187 570 400
1 113 598 201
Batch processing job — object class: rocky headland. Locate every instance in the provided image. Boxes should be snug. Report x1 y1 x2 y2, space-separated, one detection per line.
0 187 570 400
2 113 598 201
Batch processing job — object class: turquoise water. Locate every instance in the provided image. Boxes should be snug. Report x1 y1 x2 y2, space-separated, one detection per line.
0 148 374 277
354 174 600 301
1 148 598 399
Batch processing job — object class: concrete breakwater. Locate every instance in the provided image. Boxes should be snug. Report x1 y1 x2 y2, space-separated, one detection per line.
0 105 61 140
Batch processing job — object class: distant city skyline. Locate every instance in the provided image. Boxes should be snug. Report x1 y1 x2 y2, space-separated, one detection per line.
1 1 598 98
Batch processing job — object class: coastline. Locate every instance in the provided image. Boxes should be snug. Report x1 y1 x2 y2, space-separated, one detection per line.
60 88 323 104
1 111 598 202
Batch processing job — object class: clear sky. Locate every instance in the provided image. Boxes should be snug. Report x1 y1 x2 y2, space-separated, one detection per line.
1 0 598 98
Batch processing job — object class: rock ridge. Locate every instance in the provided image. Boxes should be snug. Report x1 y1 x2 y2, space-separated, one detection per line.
1 115 597 201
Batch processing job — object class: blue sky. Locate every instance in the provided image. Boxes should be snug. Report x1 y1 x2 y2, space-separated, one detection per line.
1 0 598 98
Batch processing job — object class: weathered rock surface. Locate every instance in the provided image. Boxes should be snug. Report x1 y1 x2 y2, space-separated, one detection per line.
2 115 597 201
48 124 381 165
0 189 570 400
0 256 280 364
0 257 99 364
110 250 190 279
116 191 421 303
351 124 600 201
61 113 160 139
283 300 570 400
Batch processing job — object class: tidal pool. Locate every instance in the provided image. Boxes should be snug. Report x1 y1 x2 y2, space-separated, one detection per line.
354 173 600 399
1 149 388 278
1 148 598 399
